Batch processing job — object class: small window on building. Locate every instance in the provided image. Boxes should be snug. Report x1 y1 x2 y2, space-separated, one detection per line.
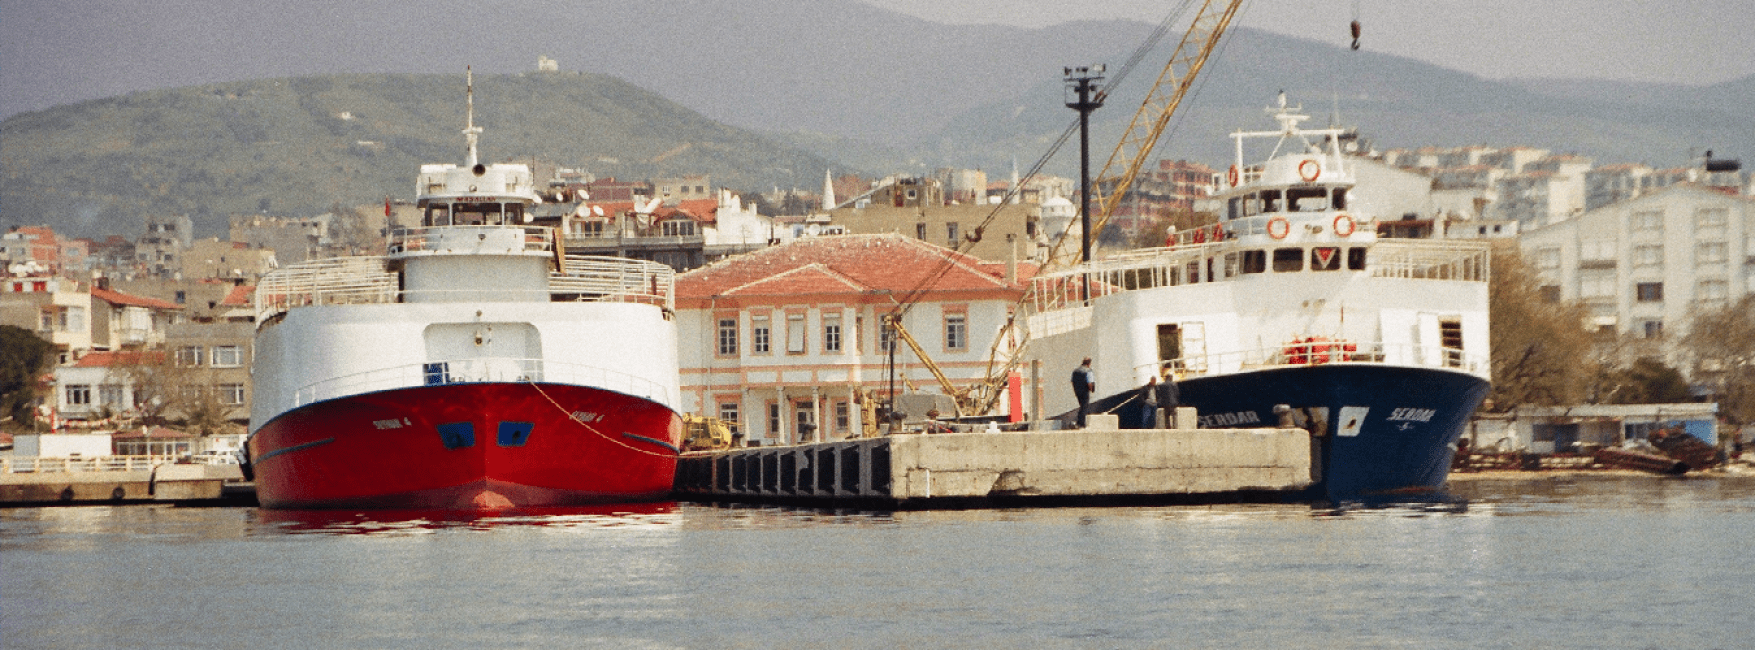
786 314 806 354
835 400 851 433
716 318 739 355
767 402 782 437
1539 285 1562 303
718 401 741 434
752 316 772 354
1642 320 1663 339
66 384 92 406
945 314 967 351
211 345 244 368
175 346 205 366
946 222 959 247
219 384 246 405
916 223 927 239
1636 282 1663 302
823 315 843 353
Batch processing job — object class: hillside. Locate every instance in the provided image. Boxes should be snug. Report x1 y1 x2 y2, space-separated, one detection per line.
0 72 840 239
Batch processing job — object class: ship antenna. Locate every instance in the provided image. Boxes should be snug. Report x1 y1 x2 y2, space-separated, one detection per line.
464 66 483 168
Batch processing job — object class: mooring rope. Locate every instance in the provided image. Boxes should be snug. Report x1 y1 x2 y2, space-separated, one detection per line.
524 378 679 458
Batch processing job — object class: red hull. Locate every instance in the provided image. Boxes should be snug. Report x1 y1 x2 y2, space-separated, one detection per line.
248 383 681 510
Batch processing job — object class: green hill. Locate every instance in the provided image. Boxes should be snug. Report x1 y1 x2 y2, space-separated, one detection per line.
1 72 843 238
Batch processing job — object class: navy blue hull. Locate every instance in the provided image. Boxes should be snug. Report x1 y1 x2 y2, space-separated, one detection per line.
1089 364 1490 501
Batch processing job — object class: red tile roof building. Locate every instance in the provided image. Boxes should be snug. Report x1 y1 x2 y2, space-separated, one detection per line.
675 234 1037 444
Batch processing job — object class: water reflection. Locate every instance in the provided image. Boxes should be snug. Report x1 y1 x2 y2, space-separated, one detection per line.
254 502 682 535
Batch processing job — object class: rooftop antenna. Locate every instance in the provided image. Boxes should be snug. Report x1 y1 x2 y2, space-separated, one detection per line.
464 66 483 169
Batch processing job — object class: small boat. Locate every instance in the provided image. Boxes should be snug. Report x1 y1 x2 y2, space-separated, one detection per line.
1024 93 1492 500
245 71 682 509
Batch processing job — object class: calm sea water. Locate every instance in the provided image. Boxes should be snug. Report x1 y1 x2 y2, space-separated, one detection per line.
3 475 1752 650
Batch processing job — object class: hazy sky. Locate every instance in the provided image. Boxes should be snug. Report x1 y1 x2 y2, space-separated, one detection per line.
2 0 1751 120
870 0 1755 85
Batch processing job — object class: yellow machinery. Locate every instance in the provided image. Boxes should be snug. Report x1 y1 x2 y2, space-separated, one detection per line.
681 414 732 452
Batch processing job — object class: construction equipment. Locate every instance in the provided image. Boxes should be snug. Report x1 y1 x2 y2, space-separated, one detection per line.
1045 0 1245 271
681 414 732 452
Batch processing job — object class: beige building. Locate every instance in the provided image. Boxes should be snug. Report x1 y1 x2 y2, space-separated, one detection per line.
1521 183 1754 369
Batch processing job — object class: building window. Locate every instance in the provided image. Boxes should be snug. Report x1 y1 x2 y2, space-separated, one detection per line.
65 384 92 406
1695 207 1729 231
751 316 771 354
1579 274 1616 299
786 314 807 354
219 384 246 405
1641 320 1663 339
880 316 897 353
1533 247 1561 270
99 384 125 407
834 400 850 433
716 318 738 355
1539 285 1561 303
823 315 843 353
211 345 244 368
175 346 205 366
916 223 927 240
718 401 740 433
1633 244 1663 267
946 222 959 247
1636 282 1663 302
1697 279 1729 303
1697 241 1728 265
1580 239 1616 261
944 314 967 351
767 402 781 437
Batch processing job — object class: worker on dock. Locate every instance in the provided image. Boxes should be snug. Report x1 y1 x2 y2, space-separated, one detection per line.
1072 358 1094 427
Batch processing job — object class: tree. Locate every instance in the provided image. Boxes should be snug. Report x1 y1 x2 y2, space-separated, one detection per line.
1 325 55 430
113 350 238 436
1598 357 1693 404
1682 294 1755 425
1486 242 1596 411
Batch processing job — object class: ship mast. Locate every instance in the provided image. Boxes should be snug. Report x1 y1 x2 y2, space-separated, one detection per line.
464 66 482 168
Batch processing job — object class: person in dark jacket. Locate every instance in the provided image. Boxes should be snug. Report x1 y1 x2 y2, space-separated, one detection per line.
1071 358 1094 427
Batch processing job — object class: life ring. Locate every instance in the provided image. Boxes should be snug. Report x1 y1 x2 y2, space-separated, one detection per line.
1333 214 1356 237
1212 223 1224 241
1298 159 1321 182
1267 216 1290 239
1227 165 1240 186
1193 228 1207 244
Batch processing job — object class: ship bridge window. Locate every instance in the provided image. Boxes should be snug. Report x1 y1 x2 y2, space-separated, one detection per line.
1261 189 1283 213
1227 197 1240 221
1348 247 1367 270
1332 187 1348 210
446 202 523 226
1273 247 1304 272
1312 247 1343 271
425 204 452 226
1287 187 1328 212
1237 250 1267 274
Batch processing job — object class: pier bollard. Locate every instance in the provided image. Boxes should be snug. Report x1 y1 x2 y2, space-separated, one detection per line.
1174 407 1198 430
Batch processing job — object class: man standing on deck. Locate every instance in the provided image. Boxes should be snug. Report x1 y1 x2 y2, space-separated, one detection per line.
1071 358 1094 428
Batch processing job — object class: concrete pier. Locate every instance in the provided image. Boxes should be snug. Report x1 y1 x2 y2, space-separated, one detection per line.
676 421 1313 506
1 457 245 505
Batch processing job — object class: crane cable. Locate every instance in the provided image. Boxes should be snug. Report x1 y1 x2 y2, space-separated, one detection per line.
878 0 1209 413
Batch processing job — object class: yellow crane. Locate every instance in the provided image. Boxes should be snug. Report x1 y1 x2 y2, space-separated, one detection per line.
1044 0 1246 271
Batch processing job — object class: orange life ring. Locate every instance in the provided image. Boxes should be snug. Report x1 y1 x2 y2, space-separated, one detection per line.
1193 228 1207 244
1212 223 1224 241
1227 165 1240 186
1333 214 1356 237
1267 216 1290 239
1298 159 1321 182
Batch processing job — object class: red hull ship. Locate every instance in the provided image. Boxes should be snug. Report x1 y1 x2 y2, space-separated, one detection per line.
246 70 682 510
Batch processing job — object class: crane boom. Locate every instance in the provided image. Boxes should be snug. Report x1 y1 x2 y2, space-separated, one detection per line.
1051 0 1244 270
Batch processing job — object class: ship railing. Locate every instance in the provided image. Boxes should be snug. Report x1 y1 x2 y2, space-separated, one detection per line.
1 455 179 474
552 254 675 310
290 358 677 409
1026 239 1487 320
1149 341 1490 380
256 253 675 321
255 256 398 322
388 225 553 255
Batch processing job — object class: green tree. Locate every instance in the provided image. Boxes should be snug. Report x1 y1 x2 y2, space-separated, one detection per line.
1599 357 1694 404
0 325 55 430
1486 242 1595 411
1682 294 1755 425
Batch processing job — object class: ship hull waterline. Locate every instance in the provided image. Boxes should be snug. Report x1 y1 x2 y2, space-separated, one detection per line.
1086 364 1490 502
248 382 681 510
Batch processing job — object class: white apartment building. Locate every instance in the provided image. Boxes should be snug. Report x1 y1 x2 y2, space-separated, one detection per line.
1520 183 1754 368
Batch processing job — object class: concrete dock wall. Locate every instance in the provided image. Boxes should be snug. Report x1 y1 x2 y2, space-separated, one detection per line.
1 460 242 505
676 426 1312 505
